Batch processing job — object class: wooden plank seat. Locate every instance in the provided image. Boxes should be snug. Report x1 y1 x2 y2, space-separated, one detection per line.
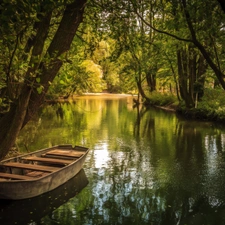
26 171 49 178
22 156 73 165
43 149 84 158
0 172 34 180
2 162 59 173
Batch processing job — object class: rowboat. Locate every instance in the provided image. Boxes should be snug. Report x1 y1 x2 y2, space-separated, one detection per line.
0 144 89 200
0 169 88 224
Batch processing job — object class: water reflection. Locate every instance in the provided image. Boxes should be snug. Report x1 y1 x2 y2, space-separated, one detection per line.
16 96 225 224
0 169 88 225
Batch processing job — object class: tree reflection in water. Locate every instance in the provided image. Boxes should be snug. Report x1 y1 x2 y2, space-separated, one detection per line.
16 97 225 225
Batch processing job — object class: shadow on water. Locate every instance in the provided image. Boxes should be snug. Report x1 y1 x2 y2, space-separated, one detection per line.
130 106 225 224
0 169 88 225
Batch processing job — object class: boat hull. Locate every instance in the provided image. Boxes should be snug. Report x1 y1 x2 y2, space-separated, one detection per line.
0 145 89 200
0 169 88 224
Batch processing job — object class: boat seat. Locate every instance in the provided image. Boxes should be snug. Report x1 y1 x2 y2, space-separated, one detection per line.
2 162 59 173
0 172 34 180
43 149 84 158
23 156 73 165
74 146 89 151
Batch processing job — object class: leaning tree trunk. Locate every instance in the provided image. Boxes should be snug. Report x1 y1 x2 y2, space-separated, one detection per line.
135 71 150 103
0 0 87 159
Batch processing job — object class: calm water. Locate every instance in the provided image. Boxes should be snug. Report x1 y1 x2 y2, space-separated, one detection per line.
2 95 225 225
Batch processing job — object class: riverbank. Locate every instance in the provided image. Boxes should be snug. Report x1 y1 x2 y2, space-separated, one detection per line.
152 102 225 123
46 93 137 103
46 91 225 123
143 90 225 123
73 93 135 99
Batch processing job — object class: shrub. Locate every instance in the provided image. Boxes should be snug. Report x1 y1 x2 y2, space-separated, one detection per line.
189 88 225 121
147 92 178 106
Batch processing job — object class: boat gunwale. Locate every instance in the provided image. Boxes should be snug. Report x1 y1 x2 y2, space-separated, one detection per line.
0 145 89 183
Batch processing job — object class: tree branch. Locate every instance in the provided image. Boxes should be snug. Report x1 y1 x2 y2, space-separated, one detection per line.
181 0 225 89
129 0 193 43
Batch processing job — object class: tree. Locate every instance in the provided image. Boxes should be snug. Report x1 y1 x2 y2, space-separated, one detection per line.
180 0 225 90
0 0 87 159
111 0 225 105
47 37 106 97
177 44 207 108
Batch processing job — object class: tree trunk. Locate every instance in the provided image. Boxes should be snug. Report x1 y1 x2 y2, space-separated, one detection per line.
0 0 87 160
195 54 207 100
177 48 195 108
135 72 150 102
146 72 156 92
0 89 32 158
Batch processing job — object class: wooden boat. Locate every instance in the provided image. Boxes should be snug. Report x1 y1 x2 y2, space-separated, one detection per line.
0 169 88 224
0 144 89 200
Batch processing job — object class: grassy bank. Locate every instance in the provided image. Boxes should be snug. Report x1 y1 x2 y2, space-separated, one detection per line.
144 89 225 123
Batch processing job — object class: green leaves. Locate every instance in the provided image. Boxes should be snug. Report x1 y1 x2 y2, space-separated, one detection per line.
36 77 41 83
35 78 44 94
37 85 44 94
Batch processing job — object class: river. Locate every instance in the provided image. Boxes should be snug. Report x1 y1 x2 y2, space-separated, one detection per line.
2 94 225 225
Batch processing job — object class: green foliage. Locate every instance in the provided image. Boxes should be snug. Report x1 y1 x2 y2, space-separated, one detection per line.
81 59 106 92
177 88 225 122
147 92 178 106
0 0 81 111
196 88 225 120
2 0 225 113
47 35 108 97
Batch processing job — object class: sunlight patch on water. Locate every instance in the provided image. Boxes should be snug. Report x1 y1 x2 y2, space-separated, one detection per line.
93 142 110 168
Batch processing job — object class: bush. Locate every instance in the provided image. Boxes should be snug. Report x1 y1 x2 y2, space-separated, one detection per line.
178 88 225 122
146 92 178 106
197 88 225 120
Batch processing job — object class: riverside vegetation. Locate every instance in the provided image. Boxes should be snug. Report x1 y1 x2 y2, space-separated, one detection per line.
145 88 225 123
1 0 225 158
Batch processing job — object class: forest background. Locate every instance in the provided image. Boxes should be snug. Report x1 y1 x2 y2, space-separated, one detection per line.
1 0 225 159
